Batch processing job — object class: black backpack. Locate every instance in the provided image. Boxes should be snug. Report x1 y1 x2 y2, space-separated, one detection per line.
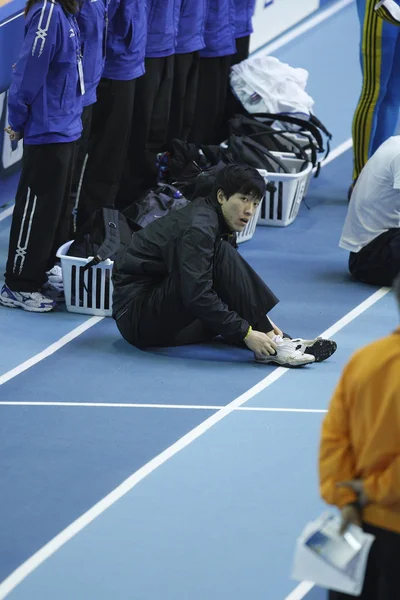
123 184 189 228
231 111 332 175
66 207 137 311
67 206 136 267
224 134 309 173
228 113 316 166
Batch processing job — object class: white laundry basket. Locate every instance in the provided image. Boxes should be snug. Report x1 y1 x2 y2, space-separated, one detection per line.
274 133 315 196
236 198 263 244
257 155 312 227
56 240 114 317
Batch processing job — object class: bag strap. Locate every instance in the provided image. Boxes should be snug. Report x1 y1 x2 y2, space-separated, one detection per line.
251 112 332 160
229 113 318 168
244 130 314 166
81 207 121 272
232 136 305 174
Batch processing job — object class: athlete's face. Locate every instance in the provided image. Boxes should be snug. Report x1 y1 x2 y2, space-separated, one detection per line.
217 189 261 232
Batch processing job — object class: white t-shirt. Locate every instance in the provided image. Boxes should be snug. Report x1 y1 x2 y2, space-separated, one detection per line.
339 136 400 253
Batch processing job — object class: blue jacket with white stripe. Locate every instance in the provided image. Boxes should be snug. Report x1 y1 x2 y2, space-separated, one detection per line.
77 0 108 107
103 0 147 80
8 0 83 145
175 0 206 54
200 0 236 58
235 0 256 38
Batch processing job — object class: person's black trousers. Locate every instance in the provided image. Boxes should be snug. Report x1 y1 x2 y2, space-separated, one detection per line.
189 54 233 145
116 240 278 348
77 78 136 227
69 103 93 235
116 55 174 210
222 35 251 139
5 141 76 292
329 522 400 600
349 228 400 286
167 51 200 144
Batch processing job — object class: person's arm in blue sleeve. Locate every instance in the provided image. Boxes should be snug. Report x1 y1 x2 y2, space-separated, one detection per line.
7 2 59 134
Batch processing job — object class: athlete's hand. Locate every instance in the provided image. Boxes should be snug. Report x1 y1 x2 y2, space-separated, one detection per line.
337 479 369 507
5 126 21 142
269 319 283 337
244 330 277 357
339 504 362 535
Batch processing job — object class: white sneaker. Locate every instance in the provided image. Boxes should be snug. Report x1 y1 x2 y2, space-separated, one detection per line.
290 337 337 362
255 336 315 368
0 284 56 312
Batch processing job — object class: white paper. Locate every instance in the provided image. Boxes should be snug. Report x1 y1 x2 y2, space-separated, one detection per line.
291 513 375 596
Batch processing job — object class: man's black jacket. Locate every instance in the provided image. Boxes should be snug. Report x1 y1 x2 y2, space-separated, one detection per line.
112 196 250 343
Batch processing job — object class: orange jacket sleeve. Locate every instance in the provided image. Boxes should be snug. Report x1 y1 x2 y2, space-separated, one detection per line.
319 369 358 508
364 455 400 507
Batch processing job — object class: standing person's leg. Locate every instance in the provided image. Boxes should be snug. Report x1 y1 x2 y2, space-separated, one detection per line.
48 143 77 262
78 78 136 227
329 522 400 600
352 0 398 183
69 103 93 236
180 52 200 143
116 58 164 209
374 523 400 598
167 52 200 144
222 35 251 138
372 28 400 154
1 142 75 308
146 54 175 189
189 55 233 145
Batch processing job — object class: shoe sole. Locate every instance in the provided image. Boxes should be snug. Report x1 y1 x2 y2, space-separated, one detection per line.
255 358 314 368
0 297 55 312
304 339 337 362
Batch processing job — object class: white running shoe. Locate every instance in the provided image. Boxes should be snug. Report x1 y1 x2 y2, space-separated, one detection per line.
290 337 337 362
0 284 56 312
255 336 315 368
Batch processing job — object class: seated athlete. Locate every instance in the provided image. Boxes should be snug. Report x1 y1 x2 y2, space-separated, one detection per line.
340 136 400 286
112 164 337 367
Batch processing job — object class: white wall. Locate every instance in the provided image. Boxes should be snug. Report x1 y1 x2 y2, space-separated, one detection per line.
250 0 320 53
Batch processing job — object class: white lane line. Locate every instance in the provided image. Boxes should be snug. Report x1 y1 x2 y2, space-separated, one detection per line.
252 0 355 57
321 137 353 167
284 581 316 600
0 283 389 599
319 287 390 339
0 401 328 413
0 205 13 222
0 317 104 387
0 11 24 28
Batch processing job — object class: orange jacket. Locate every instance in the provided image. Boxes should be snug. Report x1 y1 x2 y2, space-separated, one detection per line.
319 329 400 534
